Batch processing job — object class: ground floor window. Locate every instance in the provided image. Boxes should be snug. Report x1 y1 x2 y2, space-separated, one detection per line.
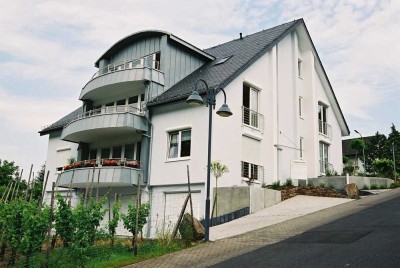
319 142 329 174
241 161 264 181
168 129 191 159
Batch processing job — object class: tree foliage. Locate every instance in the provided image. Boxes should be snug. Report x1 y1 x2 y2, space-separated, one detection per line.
108 199 121 247
362 124 399 176
210 160 229 181
121 201 150 247
372 159 395 179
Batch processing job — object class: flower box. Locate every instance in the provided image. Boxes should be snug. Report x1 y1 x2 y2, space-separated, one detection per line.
102 159 119 166
126 160 140 168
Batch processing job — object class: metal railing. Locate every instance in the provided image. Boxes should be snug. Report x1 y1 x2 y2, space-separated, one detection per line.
242 106 264 132
318 120 332 139
91 54 160 79
319 160 333 174
241 161 265 182
63 158 140 171
65 105 143 127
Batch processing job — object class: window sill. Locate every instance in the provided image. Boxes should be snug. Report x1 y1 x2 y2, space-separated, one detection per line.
165 157 191 163
242 178 261 184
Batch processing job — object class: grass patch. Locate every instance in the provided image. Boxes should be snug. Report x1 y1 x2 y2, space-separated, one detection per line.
370 184 378 190
20 239 187 268
85 241 185 268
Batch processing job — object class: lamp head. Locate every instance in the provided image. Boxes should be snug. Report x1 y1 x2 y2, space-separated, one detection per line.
216 103 233 117
186 91 204 106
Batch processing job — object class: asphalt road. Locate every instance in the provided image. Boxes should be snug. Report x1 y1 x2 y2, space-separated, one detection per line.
213 194 400 268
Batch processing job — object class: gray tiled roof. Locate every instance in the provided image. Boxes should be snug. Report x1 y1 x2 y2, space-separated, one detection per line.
39 107 83 135
148 19 302 106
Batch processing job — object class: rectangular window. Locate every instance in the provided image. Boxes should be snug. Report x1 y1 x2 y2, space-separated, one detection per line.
241 161 264 181
298 59 302 78
129 96 138 104
318 103 328 135
89 149 97 161
168 129 191 159
319 142 329 174
101 148 111 159
299 97 303 117
125 144 135 160
299 137 304 158
242 84 259 127
112 145 122 159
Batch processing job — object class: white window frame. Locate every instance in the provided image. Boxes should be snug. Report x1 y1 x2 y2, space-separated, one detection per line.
299 137 304 159
319 142 329 174
167 129 191 161
298 58 303 78
299 96 303 118
241 161 264 182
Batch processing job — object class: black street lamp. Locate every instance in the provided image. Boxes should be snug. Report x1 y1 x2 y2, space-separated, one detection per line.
186 78 232 242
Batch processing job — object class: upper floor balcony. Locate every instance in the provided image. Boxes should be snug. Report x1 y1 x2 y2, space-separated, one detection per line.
58 158 142 188
61 105 148 143
242 106 264 133
318 120 332 140
80 54 164 101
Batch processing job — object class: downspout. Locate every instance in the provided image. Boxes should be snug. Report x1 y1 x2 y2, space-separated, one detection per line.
276 45 280 182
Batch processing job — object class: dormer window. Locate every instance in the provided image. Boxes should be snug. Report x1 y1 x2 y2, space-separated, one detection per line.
213 56 231 66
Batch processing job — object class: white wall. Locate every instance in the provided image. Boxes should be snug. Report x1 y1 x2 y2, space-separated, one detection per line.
44 131 79 192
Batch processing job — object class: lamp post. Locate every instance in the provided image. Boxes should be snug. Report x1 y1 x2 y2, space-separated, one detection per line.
186 78 232 242
354 130 366 173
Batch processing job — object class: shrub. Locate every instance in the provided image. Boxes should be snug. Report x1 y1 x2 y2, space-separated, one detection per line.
307 181 314 187
372 159 395 179
390 182 399 189
362 184 369 190
379 184 387 189
319 183 325 188
284 179 293 187
370 184 378 190
328 184 334 189
271 181 281 190
178 219 193 247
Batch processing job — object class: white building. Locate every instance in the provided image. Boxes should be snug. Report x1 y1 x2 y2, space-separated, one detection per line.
39 19 350 236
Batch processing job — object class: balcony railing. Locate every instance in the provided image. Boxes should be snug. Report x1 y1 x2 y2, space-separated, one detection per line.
91 54 160 79
64 105 143 128
318 120 332 139
242 106 264 132
63 158 140 171
319 160 333 175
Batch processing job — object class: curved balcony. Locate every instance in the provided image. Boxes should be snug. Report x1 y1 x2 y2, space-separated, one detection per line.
80 57 164 101
61 105 148 143
58 159 142 188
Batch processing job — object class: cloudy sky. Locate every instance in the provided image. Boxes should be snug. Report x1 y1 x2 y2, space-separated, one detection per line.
0 0 399 177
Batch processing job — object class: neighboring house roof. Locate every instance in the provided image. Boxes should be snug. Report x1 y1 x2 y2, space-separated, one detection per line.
147 19 301 107
94 30 214 67
342 137 372 156
39 107 83 136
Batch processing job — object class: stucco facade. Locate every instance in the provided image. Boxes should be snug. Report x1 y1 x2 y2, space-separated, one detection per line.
40 19 349 237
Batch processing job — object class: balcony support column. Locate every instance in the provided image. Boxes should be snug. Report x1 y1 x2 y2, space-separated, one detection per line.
140 130 151 184
98 59 109 75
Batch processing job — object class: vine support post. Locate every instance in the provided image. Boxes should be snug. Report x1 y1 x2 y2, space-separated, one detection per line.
133 174 141 255
45 182 56 268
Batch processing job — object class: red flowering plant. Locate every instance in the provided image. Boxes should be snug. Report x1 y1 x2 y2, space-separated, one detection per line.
83 160 97 167
126 160 140 168
63 161 84 170
102 159 119 166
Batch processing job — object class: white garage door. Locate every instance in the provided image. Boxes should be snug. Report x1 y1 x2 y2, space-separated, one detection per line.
164 192 201 225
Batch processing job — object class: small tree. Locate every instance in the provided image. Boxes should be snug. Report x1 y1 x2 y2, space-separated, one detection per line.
372 159 394 179
210 161 229 218
121 201 150 248
108 199 121 247
54 195 75 248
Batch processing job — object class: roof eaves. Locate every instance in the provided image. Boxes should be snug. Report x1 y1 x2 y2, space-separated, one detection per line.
301 23 350 136
218 19 303 89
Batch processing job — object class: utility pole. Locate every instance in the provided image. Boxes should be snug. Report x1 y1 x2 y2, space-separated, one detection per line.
393 142 396 180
